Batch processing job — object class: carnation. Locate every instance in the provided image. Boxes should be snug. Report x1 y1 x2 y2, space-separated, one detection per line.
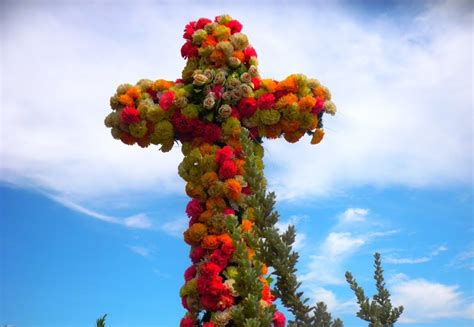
273 311 286 327
120 106 141 124
190 246 206 264
196 18 212 29
159 91 175 110
186 199 204 219
238 97 257 118
180 316 196 327
203 124 222 144
215 146 234 165
257 93 275 110
226 20 243 34
181 41 198 59
183 21 196 40
244 46 257 62
219 160 238 180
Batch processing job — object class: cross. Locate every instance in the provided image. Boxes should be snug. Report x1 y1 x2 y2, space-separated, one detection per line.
104 14 335 327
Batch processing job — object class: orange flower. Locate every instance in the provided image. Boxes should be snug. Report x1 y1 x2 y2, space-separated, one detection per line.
261 264 268 275
298 95 316 112
276 93 298 109
118 94 134 107
199 143 214 155
225 137 242 153
284 130 305 143
206 197 227 211
265 123 282 139
185 182 207 202
152 79 174 91
218 233 233 246
199 209 214 223
201 235 221 249
280 119 300 133
241 219 253 232
224 178 242 201
210 50 226 67
202 35 217 47
201 171 219 188
247 247 255 259
260 79 277 93
126 86 141 99
276 75 298 93
232 50 245 62
311 128 325 145
313 86 328 100
234 159 246 175
184 223 207 245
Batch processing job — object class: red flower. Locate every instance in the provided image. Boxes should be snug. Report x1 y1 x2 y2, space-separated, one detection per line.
273 311 286 327
203 124 222 144
244 46 257 61
196 18 212 29
215 146 234 165
181 41 198 59
192 120 206 138
203 323 215 327
219 160 238 179
190 246 206 263
172 112 194 134
211 85 224 99
186 199 204 219
220 242 235 257
231 107 241 119
312 96 325 114
210 249 230 269
200 262 221 277
238 97 257 118
183 21 195 40
262 284 274 303
242 186 252 195
226 20 243 34
218 292 235 310
180 316 196 327
257 93 276 110
223 208 235 216
251 77 260 90
181 296 189 310
120 106 140 124
184 265 197 281
160 91 175 110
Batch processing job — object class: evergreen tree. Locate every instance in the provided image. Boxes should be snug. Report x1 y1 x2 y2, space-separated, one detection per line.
240 130 343 326
96 314 107 327
345 253 403 327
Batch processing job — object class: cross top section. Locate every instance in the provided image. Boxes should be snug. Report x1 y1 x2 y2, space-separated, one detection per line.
105 14 336 152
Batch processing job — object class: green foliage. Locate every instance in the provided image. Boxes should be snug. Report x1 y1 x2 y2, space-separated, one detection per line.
345 253 404 327
96 314 107 327
240 129 343 326
313 302 343 327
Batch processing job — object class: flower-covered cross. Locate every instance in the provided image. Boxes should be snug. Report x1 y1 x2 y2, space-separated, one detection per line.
104 14 335 327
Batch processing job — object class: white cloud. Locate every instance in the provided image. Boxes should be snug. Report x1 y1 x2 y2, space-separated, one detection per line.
49 194 153 229
449 247 474 271
160 216 188 237
310 287 357 316
128 245 151 258
389 274 474 323
385 244 448 264
338 208 369 224
1 1 471 205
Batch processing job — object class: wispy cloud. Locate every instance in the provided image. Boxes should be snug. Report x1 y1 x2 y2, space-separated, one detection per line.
128 245 152 258
389 273 474 323
160 217 188 237
49 195 152 229
449 246 474 271
385 245 448 264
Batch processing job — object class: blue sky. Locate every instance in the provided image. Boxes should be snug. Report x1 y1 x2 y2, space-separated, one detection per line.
1 0 473 326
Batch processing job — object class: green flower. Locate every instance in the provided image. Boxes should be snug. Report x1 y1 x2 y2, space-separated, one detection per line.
192 29 208 45
260 110 281 125
129 121 147 138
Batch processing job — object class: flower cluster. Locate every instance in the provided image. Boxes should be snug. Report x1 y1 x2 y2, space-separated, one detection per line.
104 14 337 326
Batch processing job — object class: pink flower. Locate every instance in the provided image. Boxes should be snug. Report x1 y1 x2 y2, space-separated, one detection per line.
244 46 257 61
312 96 325 114
223 208 235 216
160 91 175 110
183 21 195 40
273 311 286 327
